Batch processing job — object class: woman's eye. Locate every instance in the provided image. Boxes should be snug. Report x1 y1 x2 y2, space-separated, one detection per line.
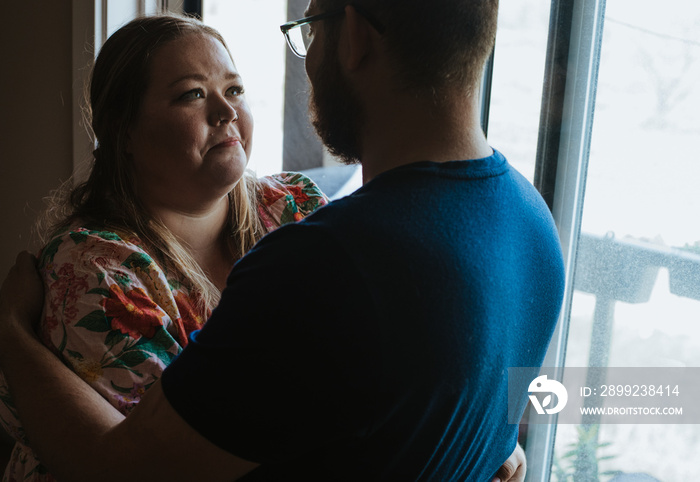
226 85 245 97
180 89 204 100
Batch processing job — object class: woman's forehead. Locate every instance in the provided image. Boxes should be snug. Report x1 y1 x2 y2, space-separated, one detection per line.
148 34 238 85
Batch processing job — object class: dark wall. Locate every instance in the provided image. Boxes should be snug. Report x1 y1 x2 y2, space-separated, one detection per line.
0 1 74 279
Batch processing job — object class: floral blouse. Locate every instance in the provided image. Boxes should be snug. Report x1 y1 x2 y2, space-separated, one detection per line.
0 172 327 482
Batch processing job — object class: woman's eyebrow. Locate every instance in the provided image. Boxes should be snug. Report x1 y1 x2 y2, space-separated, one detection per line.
168 72 241 88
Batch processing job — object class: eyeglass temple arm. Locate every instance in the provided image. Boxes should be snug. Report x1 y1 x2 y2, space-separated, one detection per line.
279 5 385 35
280 8 344 33
350 4 386 34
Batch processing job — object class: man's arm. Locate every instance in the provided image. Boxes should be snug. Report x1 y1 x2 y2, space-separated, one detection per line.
0 252 258 482
1 252 529 481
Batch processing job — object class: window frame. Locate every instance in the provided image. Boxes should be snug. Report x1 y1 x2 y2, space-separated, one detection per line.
523 0 607 480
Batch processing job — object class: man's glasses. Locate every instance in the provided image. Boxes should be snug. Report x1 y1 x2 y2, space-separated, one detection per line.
280 5 385 59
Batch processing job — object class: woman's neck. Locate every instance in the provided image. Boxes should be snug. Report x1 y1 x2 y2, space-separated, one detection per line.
148 195 234 290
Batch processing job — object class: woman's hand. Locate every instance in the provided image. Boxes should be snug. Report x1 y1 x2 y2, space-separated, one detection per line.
0 252 44 357
492 442 526 482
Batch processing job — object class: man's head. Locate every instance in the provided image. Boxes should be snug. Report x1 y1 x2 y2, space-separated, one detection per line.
303 0 499 164
311 0 498 95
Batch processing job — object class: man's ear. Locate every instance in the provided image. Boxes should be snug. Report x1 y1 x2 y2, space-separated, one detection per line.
342 4 372 71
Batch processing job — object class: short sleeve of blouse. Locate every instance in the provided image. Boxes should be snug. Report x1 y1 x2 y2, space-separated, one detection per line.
257 172 329 230
0 227 207 480
3 228 201 418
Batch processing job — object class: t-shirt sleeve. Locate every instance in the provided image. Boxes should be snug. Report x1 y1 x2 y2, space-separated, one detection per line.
161 223 380 463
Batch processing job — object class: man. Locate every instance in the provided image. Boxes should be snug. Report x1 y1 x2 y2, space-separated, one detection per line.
0 1 563 480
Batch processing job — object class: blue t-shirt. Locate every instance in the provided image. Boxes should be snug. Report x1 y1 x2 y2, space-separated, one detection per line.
161 150 565 481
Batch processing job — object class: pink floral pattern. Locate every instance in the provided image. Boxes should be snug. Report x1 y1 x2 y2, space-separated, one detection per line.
0 172 327 481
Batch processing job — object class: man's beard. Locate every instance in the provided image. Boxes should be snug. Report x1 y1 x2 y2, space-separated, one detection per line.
308 40 364 165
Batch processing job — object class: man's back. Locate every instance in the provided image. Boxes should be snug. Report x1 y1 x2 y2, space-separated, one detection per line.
162 150 565 481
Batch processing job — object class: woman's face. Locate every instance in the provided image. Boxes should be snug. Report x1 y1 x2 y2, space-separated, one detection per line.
128 34 253 211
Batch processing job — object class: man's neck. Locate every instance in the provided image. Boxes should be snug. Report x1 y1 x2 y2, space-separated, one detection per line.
358 86 491 183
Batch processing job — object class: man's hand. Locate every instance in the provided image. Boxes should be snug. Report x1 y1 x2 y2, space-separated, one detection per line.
491 442 526 482
0 252 44 354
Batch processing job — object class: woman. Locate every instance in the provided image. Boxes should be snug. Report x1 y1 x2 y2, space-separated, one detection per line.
0 14 327 481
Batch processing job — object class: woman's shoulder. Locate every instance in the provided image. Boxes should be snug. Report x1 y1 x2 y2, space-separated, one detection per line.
37 224 154 275
36 224 191 345
258 172 329 228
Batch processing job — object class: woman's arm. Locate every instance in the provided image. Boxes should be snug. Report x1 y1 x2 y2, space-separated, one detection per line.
0 252 258 482
492 442 526 482
0 229 193 479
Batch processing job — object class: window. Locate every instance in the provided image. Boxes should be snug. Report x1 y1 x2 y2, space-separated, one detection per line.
487 0 551 183
497 0 700 480
549 1 700 480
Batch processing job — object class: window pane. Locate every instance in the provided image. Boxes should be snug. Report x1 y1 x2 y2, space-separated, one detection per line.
488 0 551 182
553 1 700 480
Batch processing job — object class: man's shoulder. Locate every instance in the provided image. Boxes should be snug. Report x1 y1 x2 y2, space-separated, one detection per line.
234 220 340 272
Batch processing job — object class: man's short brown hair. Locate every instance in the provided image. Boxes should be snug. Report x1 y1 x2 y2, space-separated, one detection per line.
316 0 498 96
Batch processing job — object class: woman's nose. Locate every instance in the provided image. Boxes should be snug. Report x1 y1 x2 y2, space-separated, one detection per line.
212 96 238 125
216 107 239 124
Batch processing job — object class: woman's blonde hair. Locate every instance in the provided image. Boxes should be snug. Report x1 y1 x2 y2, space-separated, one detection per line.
40 14 266 311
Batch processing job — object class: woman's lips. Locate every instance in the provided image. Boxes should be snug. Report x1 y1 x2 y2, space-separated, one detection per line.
212 138 241 149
